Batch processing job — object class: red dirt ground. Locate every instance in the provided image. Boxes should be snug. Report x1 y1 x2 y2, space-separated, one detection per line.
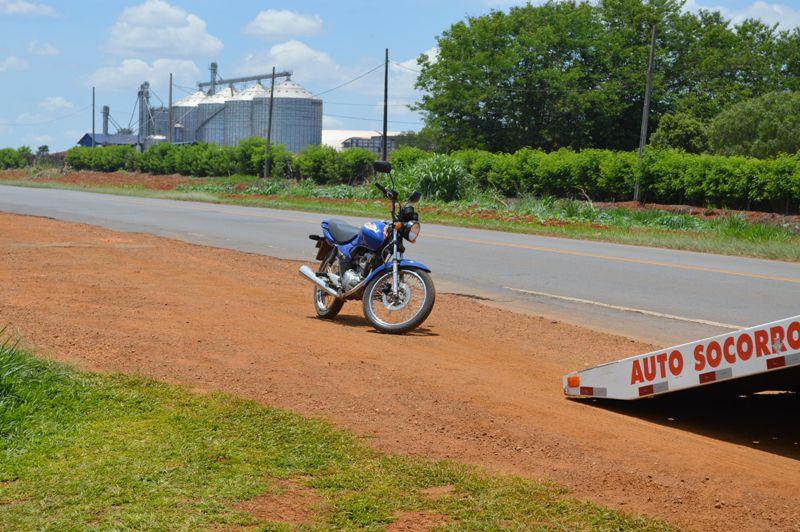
0 170 198 190
0 213 798 530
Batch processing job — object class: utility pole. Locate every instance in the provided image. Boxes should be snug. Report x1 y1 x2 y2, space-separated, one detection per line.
634 24 657 203
265 66 276 179
168 73 173 143
91 86 96 148
381 48 389 162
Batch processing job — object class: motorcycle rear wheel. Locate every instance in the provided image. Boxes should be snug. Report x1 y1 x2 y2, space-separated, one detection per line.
314 257 344 319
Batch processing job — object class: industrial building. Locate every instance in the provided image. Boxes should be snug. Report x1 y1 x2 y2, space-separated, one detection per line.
133 63 323 153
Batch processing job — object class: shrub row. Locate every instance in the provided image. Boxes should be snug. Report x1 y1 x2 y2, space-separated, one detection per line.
60 140 800 212
65 139 377 184
392 147 800 212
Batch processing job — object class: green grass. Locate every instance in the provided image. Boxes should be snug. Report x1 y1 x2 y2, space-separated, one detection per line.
0 335 668 530
3 170 799 262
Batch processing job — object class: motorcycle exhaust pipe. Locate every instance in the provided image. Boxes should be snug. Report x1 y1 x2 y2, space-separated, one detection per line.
299 265 341 299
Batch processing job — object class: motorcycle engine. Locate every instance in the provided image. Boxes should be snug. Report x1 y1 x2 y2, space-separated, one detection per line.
341 251 375 291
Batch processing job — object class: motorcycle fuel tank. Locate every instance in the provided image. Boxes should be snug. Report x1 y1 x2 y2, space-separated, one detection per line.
359 221 389 251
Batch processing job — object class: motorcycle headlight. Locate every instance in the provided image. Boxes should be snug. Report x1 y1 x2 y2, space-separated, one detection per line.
405 221 421 243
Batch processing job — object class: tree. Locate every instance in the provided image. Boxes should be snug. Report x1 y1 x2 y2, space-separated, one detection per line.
650 112 708 153
36 145 50 157
708 91 800 158
415 0 796 152
394 129 442 152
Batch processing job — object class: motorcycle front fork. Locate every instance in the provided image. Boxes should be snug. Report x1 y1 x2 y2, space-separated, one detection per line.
391 233 400 295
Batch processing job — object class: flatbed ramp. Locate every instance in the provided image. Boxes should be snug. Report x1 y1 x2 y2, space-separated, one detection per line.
564 315 800 400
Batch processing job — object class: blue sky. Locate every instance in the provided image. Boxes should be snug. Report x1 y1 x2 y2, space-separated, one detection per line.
1 0 798 151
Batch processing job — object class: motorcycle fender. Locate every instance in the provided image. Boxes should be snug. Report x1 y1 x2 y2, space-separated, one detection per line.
363 259 431 285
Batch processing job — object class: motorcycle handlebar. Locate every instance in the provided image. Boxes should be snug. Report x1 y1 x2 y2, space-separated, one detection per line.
374 182 388 195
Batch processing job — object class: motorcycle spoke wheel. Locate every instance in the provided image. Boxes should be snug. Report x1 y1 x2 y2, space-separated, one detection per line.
367 270 427 328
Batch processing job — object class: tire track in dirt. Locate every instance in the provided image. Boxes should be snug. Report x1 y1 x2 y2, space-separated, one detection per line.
0 213 797 530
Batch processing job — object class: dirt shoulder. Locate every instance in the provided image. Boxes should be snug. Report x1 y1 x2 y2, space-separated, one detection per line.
0 212 797 530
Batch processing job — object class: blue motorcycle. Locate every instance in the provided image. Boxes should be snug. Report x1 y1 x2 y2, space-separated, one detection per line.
299 161 435 334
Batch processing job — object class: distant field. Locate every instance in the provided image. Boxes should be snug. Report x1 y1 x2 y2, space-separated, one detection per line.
0 339 665 530
2 168 799 262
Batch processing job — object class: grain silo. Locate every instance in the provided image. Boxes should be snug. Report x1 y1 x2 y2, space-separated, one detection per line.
196 86 236 145
172 90 206 143
253 78 322 153
223 83 269 146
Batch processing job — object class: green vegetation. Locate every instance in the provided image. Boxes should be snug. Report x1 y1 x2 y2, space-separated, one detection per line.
0 338 665 530
650 112 709 154
414 0 800 153
0 147 32 170
59 143 800 213
708 91 800 159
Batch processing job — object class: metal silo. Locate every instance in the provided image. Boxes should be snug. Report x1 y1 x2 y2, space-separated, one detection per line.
151 107 169 137
197 87 236 145
223 83 269 146
253 78 322 153
172 91 205 143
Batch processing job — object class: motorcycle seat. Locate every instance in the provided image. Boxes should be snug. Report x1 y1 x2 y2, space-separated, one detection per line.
328 219 360 244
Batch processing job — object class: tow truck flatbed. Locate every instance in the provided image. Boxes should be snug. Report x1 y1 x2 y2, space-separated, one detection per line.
563 315 800 400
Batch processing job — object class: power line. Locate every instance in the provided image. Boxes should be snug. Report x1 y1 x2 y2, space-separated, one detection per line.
325 100 414 107
312 63 385 98
0 104 91 126
390 60 422 75
324 112 422 126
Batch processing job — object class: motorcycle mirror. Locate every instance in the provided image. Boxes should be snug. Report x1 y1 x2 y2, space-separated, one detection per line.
408 191 421 204
373 160 392 174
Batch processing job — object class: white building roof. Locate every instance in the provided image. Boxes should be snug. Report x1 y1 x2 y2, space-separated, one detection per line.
322 129 400 150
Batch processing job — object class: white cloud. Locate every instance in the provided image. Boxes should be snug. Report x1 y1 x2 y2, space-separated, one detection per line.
0 56 28 73
107 0 222 58
28 40 59 56
88 58 200 90
237 40 341 83
236 44 433 130
0 0 55 16
684 0 800 29
26 134 53 144
731 1 800 29
39 96 72 112
244 9 323 40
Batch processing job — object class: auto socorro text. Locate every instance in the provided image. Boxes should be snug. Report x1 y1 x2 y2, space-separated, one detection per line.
630 319 800 385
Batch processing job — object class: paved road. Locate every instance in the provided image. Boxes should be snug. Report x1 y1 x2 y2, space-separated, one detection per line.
2 184 798 345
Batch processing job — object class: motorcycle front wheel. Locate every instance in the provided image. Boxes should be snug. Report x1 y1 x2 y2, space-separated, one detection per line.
362 268 435 334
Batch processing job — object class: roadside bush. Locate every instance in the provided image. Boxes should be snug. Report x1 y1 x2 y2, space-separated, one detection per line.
66 146 138 172
0 147 31 169
296 144 341 184
339 148 376 184
233 138 295 179
389 146 431 170
398 154 472 202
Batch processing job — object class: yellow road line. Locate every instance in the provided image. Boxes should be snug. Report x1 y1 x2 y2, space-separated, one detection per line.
427 234 800 284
